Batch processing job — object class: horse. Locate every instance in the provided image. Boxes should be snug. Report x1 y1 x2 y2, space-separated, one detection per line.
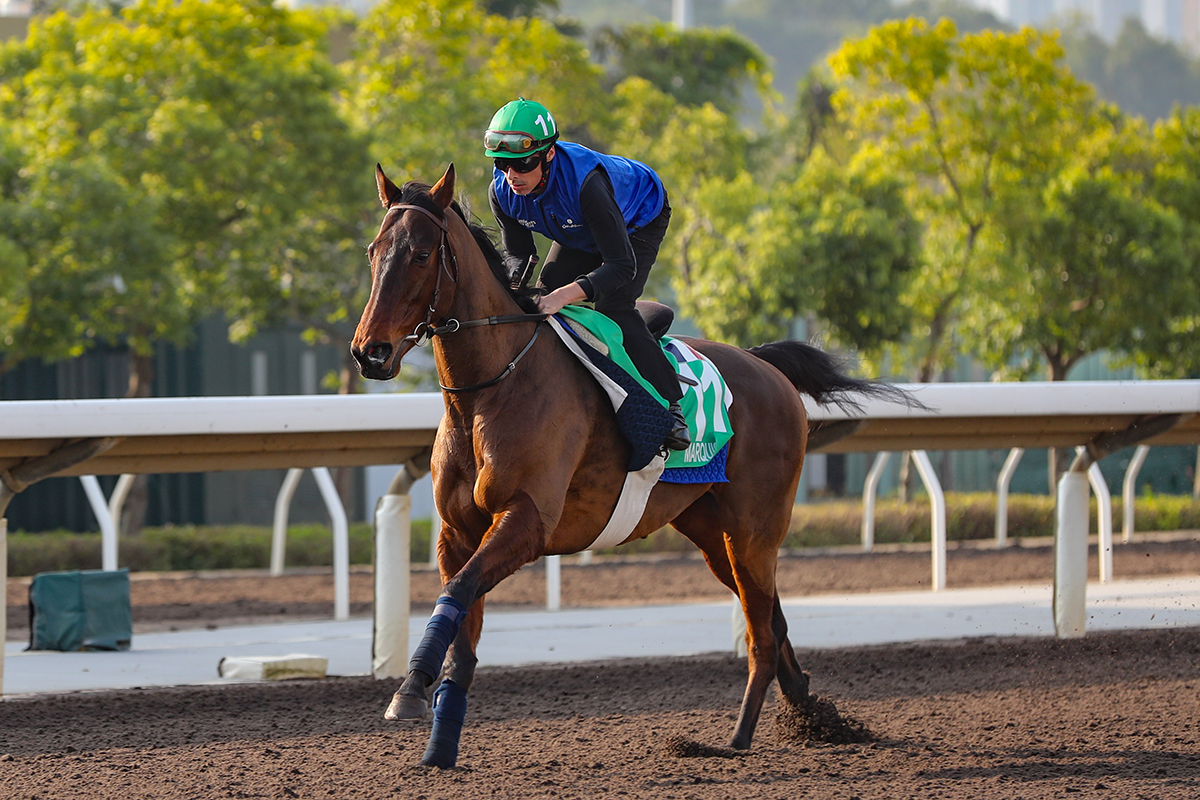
351 163 915 768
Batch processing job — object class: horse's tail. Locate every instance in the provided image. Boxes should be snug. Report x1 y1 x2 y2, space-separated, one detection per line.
746 340 925 414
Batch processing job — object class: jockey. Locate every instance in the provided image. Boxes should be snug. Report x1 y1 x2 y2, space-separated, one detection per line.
485 97 690 452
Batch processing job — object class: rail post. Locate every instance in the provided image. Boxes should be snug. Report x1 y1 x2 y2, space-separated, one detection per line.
373 456 429 679
861 452 890 552
1084 457 1113 584
107 473 136 537
311 468 350 621
546 556 561 611
995 448 1024 548
1122 445 1149 544
79 475 119 572
270 468 304 576
1054 470 1090 638
910 450 947 592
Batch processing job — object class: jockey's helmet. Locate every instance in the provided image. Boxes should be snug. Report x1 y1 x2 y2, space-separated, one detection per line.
484 98 559 159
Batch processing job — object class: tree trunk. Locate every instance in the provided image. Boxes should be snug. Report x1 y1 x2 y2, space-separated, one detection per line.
1046 360 1070 495
121 350 156 537
1193 446 1199 501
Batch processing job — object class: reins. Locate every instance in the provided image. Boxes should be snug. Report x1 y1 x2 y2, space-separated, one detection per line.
388 202 547 394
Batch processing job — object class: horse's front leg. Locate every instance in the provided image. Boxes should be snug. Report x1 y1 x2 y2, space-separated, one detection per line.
389 492 546 767
384 517 468 724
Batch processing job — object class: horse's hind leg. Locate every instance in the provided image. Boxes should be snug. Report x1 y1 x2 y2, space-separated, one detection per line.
673 498 781 750
725 545 784 749
771 593 810 702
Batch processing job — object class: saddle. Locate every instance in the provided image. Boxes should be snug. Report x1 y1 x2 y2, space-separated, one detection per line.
636 300 675 340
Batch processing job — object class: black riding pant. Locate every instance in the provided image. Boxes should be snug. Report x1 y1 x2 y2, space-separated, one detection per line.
538 201 682 403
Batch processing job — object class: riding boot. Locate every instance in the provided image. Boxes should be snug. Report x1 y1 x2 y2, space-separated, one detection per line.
663 401 691 451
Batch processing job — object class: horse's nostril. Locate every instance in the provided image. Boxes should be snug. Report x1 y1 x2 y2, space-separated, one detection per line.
366 343 392 367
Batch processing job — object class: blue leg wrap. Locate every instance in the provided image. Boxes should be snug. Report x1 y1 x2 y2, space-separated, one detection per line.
409 596 468 682
420 678 469 768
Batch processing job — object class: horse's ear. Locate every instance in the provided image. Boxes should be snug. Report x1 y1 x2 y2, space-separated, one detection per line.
376 163 402 209
430 163 456 210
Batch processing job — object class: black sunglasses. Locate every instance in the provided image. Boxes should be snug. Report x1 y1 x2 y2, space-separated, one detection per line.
494 153 543 174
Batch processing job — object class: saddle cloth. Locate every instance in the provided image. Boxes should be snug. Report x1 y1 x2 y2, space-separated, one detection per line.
548 307 735 551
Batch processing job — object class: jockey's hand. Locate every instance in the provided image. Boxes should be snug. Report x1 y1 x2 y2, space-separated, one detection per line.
536 282 587 316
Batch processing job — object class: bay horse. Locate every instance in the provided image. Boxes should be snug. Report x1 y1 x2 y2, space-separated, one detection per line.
351 163 913 768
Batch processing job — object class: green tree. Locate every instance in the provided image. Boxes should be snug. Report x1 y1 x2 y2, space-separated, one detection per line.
828 19 1097 381
342 0 607 217
1138 105 1200 379
651 142 920 351
978 119 1188 381
604 77 763 315
593 21 773 115
0 0 366 394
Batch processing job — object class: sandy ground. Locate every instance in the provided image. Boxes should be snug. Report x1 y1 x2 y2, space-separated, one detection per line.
3 534 1199 799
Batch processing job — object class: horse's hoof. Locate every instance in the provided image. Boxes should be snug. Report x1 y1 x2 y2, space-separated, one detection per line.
384 693 428 721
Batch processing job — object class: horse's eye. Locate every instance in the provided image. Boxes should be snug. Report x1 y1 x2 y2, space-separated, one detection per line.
366 243 375 260
414 251 431 264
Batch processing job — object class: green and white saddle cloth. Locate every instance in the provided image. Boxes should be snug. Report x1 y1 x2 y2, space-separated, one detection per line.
552 306 734 472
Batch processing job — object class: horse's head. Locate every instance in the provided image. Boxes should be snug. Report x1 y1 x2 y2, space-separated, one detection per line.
351 163 458 380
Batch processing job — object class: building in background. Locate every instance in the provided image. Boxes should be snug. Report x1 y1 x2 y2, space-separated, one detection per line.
967 0 1200 51
1144 0 1200 51
0 0 29 41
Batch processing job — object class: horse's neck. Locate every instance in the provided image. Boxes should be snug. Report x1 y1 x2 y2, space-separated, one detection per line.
431 225 532 398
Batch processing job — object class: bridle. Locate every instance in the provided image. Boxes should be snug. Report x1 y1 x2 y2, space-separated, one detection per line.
387 202 545 394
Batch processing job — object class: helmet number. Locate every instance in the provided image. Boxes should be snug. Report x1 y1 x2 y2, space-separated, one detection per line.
534 113 554 137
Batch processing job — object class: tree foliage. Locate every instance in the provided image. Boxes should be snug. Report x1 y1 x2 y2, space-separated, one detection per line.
342 0 607 217
828 19 1099 380
1136 106 1200 378
0 0 366 391
980 119 1188 380
593 21 773 115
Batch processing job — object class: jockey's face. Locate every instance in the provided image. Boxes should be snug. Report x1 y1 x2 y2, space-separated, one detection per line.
498 146 554 196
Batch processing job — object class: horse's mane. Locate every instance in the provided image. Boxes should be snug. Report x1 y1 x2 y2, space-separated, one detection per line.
400 181 540 313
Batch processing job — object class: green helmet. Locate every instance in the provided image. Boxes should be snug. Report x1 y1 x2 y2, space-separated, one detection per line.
484 97 559 158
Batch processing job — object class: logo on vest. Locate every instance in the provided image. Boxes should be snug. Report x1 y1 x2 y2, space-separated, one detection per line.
562 218 582 229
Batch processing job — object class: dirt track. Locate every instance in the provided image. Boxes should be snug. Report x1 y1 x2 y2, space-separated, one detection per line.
3 535 1200 799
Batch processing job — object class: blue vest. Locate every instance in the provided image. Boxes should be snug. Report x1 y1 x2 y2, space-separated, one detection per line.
491 141 665 253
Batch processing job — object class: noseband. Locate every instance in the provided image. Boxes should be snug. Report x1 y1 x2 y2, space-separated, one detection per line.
387 202 545 394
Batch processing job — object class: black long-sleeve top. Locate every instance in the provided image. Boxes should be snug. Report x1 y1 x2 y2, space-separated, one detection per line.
489 166 637 301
